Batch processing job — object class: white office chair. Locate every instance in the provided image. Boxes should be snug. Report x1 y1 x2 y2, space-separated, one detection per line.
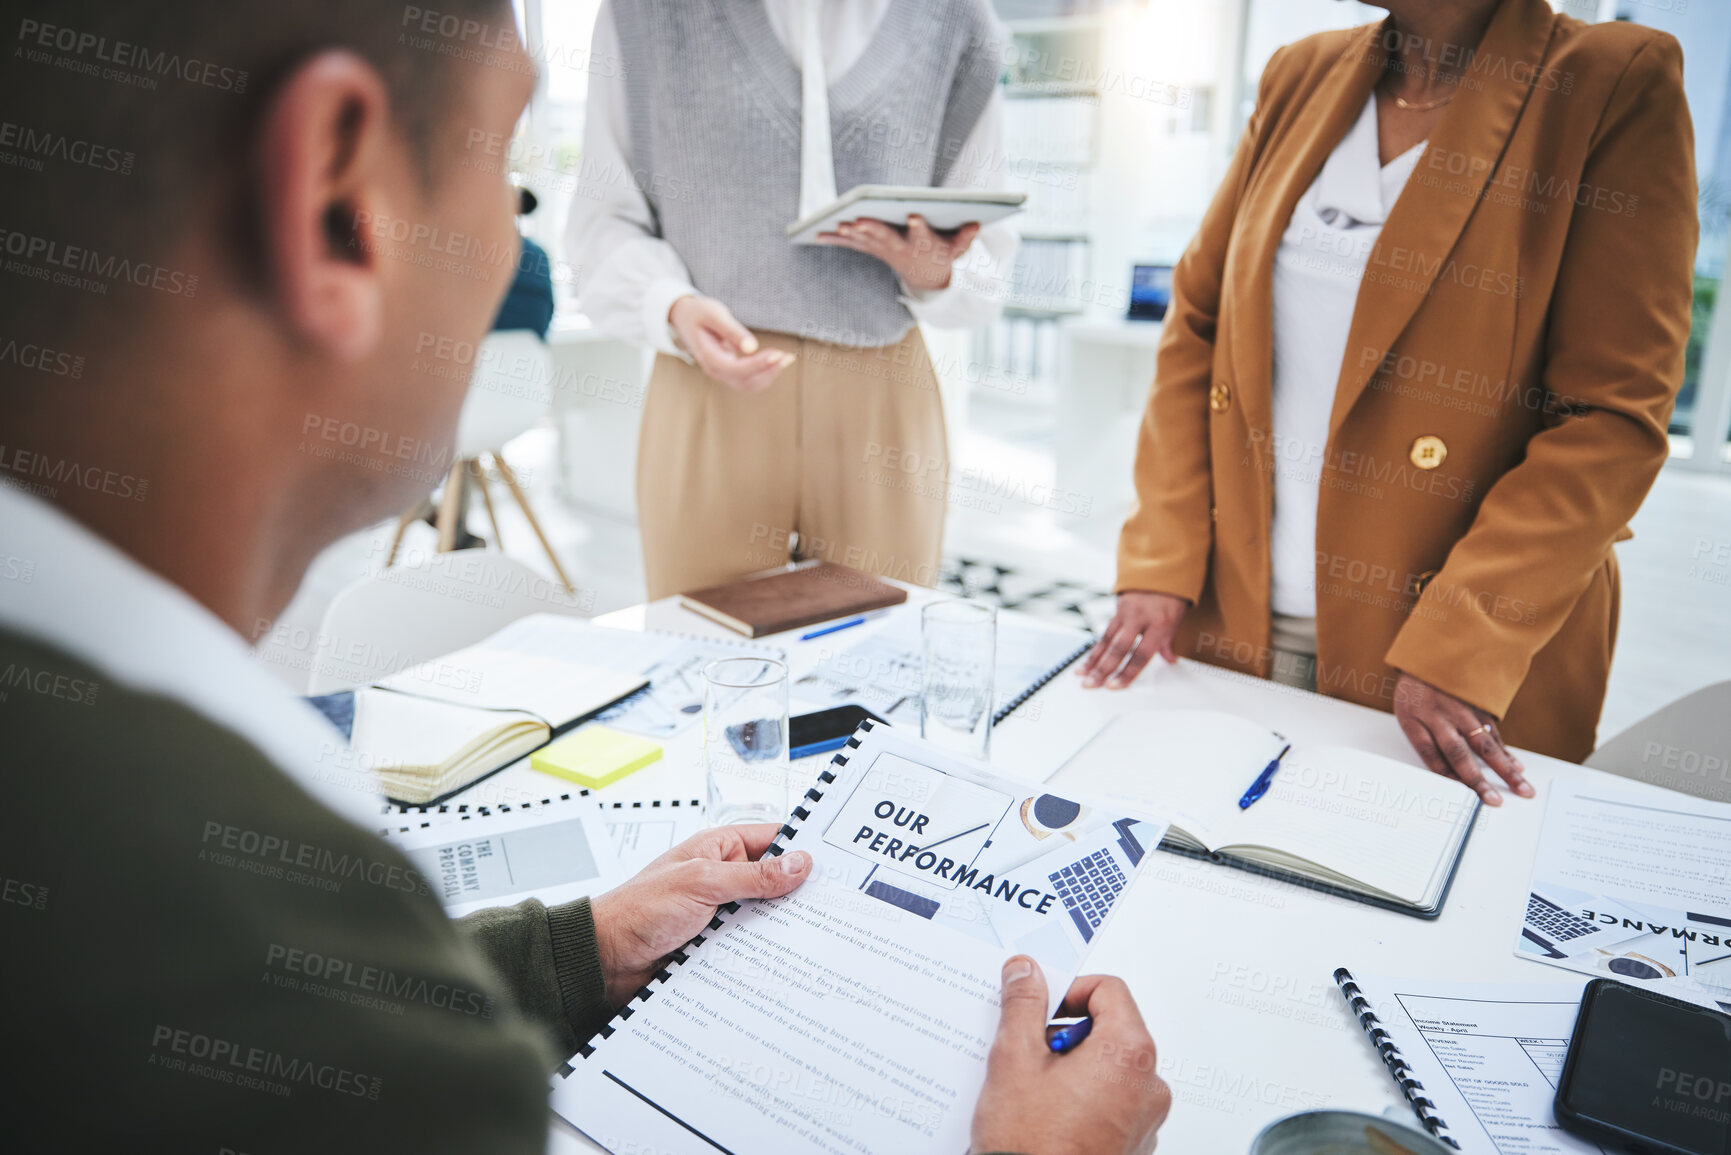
1585 681 1731 804
305 551 587 694
385 330 575 593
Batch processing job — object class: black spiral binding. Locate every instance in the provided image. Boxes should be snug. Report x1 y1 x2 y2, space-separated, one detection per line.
378 793 703 836
1332 968 1460 1149
992 638 1093 725
559 720 878 1076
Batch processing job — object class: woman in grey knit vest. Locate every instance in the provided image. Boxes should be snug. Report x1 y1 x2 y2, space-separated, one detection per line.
566 0 1019 599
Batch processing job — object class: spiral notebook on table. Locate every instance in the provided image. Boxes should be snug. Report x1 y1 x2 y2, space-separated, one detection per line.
552 721 1165 1155
1333 969 1601 1154
792 610 1093 726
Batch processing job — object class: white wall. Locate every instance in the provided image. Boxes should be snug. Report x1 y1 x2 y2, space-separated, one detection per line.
1239 0 1381 131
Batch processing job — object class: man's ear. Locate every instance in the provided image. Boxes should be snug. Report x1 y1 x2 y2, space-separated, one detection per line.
256 51 395 362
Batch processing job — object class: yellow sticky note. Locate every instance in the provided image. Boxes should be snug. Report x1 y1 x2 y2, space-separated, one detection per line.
530 725 662 789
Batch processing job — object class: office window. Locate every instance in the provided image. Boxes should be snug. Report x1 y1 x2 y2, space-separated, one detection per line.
1612 0 1731 467
514 0 605 314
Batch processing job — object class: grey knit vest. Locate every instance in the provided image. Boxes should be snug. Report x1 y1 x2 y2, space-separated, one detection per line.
612 0 1004 348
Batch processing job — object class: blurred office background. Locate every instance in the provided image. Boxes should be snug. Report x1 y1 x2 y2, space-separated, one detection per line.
262 0 1731 740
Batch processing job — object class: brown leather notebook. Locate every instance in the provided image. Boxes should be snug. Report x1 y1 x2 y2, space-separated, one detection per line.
677 563 908 637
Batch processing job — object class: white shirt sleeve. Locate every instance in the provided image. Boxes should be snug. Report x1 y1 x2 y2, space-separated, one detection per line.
566 0 1016 345
562 0 694 358
898 87 1019 331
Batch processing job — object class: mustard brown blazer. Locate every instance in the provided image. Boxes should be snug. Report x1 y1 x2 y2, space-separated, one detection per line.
1116 0 1696 762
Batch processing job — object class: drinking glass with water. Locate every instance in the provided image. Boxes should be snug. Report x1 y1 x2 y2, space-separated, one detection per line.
702 657 791 825
920 600 996 760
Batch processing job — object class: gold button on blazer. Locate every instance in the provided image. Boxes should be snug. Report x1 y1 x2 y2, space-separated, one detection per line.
1115 0 1696 761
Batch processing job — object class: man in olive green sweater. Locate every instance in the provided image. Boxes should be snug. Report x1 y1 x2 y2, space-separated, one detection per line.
0 1 1170 1151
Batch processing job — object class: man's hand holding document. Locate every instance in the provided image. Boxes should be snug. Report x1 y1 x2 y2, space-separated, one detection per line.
556 722 1172 1155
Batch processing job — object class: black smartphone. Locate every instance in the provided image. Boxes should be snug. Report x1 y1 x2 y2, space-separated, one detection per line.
789 705 886 760
1554 978 1731 1155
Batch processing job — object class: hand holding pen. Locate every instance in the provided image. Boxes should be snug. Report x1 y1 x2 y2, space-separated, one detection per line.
970 957 1171 1155
1048 1016 1093 1053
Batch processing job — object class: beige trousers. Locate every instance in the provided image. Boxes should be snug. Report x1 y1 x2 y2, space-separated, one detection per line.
636 327 949 600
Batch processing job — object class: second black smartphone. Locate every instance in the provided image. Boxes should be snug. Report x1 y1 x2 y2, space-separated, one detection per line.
1555 978 1731 1155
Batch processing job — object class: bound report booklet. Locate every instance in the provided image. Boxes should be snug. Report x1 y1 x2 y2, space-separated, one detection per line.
553 722 1166 1154
678 562 908 637
1055 709 1480 917
1334 970 1600 1154
378 793 621 918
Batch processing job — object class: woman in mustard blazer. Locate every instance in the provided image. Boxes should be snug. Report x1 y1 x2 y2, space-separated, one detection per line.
1079 0 1696 801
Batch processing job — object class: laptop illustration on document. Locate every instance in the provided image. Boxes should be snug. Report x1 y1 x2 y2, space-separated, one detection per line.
1520 887 1647 958
984 814 1159 979
1049 818 1151 943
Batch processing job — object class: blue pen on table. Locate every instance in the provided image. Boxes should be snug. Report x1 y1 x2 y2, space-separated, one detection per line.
800 614 875 641
1048 1017 1093 1054
1238 740 1292 810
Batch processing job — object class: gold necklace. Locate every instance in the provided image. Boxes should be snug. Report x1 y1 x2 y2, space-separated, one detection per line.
1391 90 1454 112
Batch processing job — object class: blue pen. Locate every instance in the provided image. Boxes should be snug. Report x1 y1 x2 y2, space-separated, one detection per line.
1238 741 1292 810
800 616 867 641
1048 1017 1093 1054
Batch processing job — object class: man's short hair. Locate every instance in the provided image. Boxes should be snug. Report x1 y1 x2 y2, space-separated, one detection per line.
0 0 509 351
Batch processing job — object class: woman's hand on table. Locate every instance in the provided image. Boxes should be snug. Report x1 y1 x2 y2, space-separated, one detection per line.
1393 672 1533 807
590 823 811 1006
1077 591 1190 689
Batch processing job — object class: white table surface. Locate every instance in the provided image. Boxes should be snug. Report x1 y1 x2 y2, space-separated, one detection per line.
433 589 1659 1155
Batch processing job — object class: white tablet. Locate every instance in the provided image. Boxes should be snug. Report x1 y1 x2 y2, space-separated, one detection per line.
786 184 1026 244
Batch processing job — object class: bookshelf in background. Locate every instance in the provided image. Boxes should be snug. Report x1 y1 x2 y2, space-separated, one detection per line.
971 2 1227 409
970 14 1103 403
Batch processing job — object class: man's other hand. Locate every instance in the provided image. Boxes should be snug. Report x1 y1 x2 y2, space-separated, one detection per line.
971 958 1170 1155
1077 591 1189 689
668 295 794 393
589 824 810 1006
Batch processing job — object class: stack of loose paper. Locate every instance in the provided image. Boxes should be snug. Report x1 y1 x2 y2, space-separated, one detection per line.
1514 776 1731 1008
